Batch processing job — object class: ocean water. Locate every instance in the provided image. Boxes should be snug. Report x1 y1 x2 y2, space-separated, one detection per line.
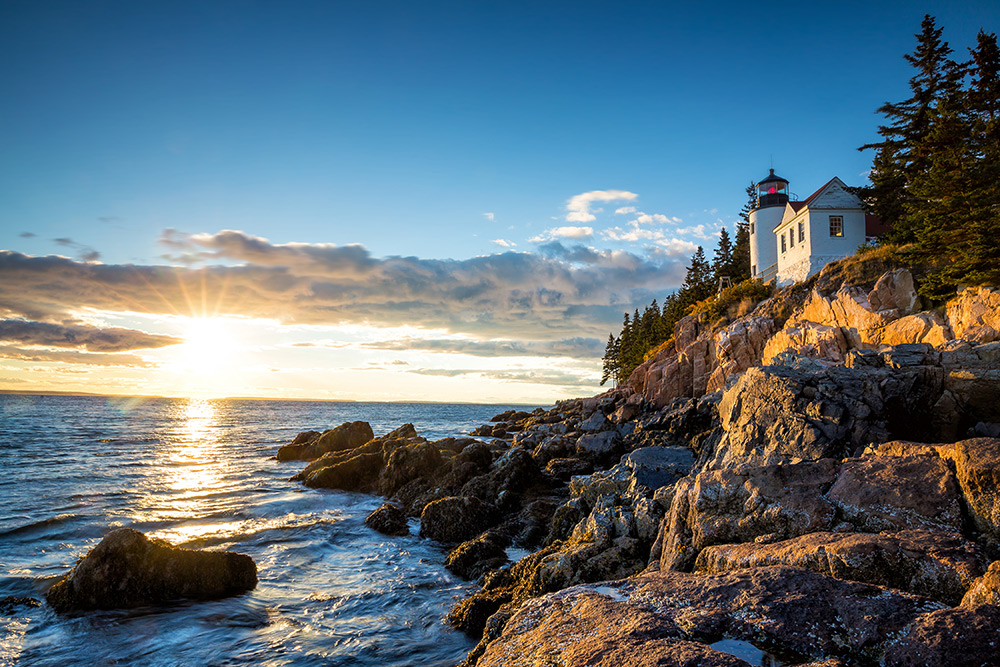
0 395 538 666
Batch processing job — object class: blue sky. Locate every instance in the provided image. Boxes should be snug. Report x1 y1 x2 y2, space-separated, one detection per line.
0 1 997 402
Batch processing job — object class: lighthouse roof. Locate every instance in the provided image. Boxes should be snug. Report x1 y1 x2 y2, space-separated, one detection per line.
759 169 788 185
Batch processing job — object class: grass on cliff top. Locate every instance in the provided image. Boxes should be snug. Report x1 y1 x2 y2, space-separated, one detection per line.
686 244 913 338
689 279 774 329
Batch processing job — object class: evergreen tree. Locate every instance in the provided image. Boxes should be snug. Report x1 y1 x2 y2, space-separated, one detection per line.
730 182 755 282
680 246 714 304
859 15 964 242
732 220 751 282
711 227 734 286
906 29 1000 297
738 181 757 227
600 333 620 386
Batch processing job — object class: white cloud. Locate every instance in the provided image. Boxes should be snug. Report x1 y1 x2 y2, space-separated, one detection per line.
675 224 715 240
492 239 517 248
565 190 638 223
634 213 673 225
601 224 666 243
614 206 637 216
529 226 594 243
651 238 699 257
483 212 495 222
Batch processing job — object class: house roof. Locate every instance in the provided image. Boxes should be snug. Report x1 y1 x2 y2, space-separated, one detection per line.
772 177 852 232
803 177 840 204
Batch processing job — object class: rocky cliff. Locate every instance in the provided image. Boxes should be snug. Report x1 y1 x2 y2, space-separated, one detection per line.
452 262 1000 667
270 259 999 667
628 262 999 415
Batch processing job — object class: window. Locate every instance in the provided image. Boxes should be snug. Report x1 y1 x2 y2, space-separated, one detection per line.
751 264 756 276
750 222 755 235
829 216 843 237
798 221 805 243
781 234 786 253
789 228 795 248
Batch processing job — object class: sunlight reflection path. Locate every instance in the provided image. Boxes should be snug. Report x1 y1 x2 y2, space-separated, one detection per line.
132 399 235 537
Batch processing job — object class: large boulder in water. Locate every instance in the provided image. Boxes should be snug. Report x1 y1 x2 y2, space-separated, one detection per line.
276 421 373 461
365 503 409 536
420 496 498 544
45 528 256 612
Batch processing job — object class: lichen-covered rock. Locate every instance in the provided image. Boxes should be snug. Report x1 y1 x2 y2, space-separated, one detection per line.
445 532 509 580
569 447 692 508
475 567 945 667
937 437 1000 548
45 528 256 612
660 459 840 571
574 431 622 461
962 560 1000 606
420 496 498 544
276 421 373 461
302 452 383 491
947 286 1000 342
364 503 409 536
544 457 592 480
868 268 919 315
696 530 986 605
882 604 1000 667
706 316 778 393
762 321 848 364
0 596 41 612
377 441 443 497
708 355 957 470
880 311 952 347
461 446 543 511
825 454 964 533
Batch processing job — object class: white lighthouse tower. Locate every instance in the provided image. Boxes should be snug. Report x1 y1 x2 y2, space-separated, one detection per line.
749 169 789 282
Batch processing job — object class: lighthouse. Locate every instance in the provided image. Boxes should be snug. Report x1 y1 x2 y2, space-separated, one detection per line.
748 169 788 281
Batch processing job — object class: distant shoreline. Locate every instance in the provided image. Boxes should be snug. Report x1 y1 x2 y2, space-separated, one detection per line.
0 389 543 407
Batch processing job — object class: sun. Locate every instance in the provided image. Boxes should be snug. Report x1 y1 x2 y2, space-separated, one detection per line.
181 317 234 375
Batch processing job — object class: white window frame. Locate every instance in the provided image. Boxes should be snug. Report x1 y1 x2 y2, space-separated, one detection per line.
798 221 805 243
829 216 843 237
780 233 786 253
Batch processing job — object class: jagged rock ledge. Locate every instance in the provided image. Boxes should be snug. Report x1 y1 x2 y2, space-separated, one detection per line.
275 266 1000 667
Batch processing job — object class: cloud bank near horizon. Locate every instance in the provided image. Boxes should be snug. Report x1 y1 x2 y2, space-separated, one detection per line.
0 230 690 368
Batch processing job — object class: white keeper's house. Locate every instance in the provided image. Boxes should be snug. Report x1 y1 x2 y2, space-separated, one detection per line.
748 169 888 286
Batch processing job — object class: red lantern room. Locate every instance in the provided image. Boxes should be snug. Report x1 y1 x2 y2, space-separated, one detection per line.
756 169 789 209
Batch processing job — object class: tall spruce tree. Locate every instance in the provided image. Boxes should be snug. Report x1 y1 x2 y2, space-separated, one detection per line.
680 246 714 304
711 227 735 286
731 182 756 282
860 15 964 242
964 30 1000 290
908 29 1000 296
600 333 620 386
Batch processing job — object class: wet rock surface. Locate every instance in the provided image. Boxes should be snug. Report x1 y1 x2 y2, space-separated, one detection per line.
475 567 946 666
276 421 373 461
695 530 986 605
962 560 1000 606
364 502 409 536
45 528 257 612
881 603 1000 667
